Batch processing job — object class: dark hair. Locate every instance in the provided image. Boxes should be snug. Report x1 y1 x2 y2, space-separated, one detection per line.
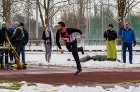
58 21 65 27
20 23 24 26
108 24 113 28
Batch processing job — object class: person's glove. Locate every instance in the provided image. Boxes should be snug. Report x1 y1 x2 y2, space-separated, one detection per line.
133 41 136 46
47 42 49 44
120 26 124 30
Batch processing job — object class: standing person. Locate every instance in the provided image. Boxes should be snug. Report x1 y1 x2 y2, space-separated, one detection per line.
56 21 86 75
118 22 136 64
10 22 24 64
42 24 54 63
20 23 29 65
7 23 14 63
104 24 117 61
0 21 10 69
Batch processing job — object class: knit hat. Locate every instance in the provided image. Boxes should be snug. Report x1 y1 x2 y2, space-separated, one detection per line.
2 21 6 27
20 23 24 26
108 24 113 28
14 21 19 25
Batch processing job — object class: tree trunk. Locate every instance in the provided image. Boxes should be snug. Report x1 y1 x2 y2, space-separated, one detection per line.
117 0 126 45
44 0 47 25
46 0 50 25
2 0 11 23
37 0 45 28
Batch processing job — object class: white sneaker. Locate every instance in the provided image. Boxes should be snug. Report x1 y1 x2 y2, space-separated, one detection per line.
10 60 15 64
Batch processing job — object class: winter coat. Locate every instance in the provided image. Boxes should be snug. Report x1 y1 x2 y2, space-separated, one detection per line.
118 28 136 43
9 28 15 37
104 30 117 41
10 26 24 43
0 27 10 45
42 28 54 46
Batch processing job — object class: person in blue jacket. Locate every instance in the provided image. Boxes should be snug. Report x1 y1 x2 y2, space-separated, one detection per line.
7 23 15 63
118 22 136 64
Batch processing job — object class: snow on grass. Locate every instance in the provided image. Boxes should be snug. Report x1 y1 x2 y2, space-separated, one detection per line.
25 52 140 68
0 82 140 92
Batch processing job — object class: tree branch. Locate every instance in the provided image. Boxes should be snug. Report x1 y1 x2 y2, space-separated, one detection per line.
37 0 45 27
124 0 139 17
94 4 119 23
129 1 140 10
98 0 117 9
49 7 61 20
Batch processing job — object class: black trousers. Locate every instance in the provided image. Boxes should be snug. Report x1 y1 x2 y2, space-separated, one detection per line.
66 39 81 70
9 48 13 61
12 42 22 59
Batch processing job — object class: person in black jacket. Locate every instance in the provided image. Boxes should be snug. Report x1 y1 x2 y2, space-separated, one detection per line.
103 24 117 61
20 23 29 65
10 21 24 58
56 21 86 75
0 21 10 69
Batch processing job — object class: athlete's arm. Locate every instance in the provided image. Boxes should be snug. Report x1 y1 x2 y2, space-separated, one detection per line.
56 31 64 54
56 31 62 49
67 28 82 35
67 28 86 39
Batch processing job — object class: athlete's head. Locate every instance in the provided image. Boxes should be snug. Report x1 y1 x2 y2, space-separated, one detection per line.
58 21 65 31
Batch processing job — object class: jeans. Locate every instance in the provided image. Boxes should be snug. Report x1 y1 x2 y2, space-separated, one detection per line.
122 43 132 63
44 42 52 62
20 45 25 63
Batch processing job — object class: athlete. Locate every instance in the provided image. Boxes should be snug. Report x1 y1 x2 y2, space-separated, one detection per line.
56 21 86 75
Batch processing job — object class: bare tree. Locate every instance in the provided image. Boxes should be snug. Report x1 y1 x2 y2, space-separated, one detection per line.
0 0 13 22
97 0 139 28
36 0 76 28
117 0 140 44
61 8 77 28
77 0 86 32
60 0 86 33
117 0 140 28
97 0 140 44
0 0 32 23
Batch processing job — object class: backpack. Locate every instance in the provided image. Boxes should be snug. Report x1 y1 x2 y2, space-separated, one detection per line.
22 29 29 45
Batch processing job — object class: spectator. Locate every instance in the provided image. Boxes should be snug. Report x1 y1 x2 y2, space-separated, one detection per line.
118 22 136 64
103 24 117 61
42 24 54 63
